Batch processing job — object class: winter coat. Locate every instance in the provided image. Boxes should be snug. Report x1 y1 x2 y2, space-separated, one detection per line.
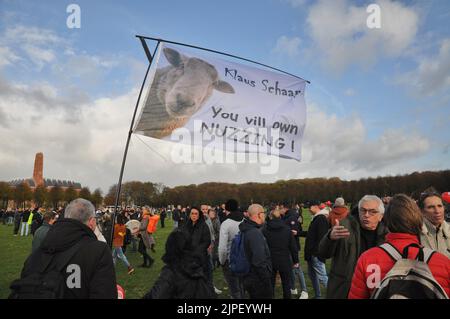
143 253 215 299
239 218 272 297
139 216 152 249
218 210 243 265
182 216 211 263
420 219 450 258
263 218 299 271
348 233 450 298
113 224 127 248
318 214 388 299
304 210 330 262
283 209 302 251
31 222 52 253
172 209 180 222
17 218 117 298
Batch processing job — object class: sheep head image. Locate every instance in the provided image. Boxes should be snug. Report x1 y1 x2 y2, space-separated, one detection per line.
160 47 235 119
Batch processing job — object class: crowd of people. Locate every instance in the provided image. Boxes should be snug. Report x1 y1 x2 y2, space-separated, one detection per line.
4 187 450 299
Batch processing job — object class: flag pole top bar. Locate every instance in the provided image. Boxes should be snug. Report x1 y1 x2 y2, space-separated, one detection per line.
135 35 311 84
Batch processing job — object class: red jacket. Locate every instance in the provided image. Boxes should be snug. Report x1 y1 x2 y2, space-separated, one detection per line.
348 232 450 299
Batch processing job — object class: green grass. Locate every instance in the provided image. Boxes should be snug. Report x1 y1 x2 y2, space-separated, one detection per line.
0 210 329 299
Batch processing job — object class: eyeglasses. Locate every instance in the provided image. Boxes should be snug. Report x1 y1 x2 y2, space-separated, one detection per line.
359 208 379 216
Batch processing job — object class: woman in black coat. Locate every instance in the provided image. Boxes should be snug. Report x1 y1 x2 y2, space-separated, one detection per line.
143 229 215 299
181 207 211 267
263 208 299 299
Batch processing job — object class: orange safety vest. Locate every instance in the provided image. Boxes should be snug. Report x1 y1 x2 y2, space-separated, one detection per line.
147 214 160 234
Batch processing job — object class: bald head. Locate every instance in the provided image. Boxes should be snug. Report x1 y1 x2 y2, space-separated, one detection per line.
248 204 264 216
247 204 265 225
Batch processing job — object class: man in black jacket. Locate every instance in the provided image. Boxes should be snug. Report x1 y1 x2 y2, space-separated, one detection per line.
12 198 117 298
239 204 272 299
304 200 329 299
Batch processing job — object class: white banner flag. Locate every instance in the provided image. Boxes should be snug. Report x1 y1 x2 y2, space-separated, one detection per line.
134 43 307 161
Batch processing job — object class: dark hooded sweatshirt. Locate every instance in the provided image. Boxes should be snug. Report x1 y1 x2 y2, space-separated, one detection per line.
17 218 117 299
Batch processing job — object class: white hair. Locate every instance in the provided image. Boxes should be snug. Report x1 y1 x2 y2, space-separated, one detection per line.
358 195 385 215
65 198 95 223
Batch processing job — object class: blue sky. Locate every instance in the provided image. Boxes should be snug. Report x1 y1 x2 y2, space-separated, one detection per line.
0 0 449 193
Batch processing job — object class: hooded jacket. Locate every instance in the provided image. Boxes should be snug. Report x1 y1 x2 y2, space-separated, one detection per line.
144 230 215 299
263 218 299 271
218 210 243 265
239 218 272 280
18 218 117 299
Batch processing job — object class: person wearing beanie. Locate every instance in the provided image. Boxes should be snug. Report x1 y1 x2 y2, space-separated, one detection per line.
328 197 349 227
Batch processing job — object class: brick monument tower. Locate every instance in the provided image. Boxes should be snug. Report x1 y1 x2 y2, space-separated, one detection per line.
33 152 44 187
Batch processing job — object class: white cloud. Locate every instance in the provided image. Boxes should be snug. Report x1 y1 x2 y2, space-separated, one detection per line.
23 44 55 69
306 0 419 73
272 36 301 58
0 46 20 68
302 104 430 171
0 75 432 192
396 38 450 96
0 25 66 70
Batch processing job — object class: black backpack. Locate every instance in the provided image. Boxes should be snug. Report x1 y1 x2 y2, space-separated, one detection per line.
9 241 85 299
371 243 449 299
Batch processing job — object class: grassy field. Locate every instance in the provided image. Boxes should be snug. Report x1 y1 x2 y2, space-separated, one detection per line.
0 210 328 299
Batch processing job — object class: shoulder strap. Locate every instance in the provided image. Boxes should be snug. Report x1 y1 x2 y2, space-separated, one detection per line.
423 247 436 264
379 243 402 262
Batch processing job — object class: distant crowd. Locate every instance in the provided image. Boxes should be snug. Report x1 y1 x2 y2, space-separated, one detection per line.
4 188 450 299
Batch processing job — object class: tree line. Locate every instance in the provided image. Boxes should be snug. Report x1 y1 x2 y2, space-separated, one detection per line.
0 183 103 210
105 170 450 208
2 170 449 210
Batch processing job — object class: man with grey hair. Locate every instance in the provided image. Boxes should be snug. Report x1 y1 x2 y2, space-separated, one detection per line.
11 198 117 298
238 203 273 299
318 195 387 299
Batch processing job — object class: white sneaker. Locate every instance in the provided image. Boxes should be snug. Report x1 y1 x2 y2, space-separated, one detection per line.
290 288 298 295
299 291 309 299
214 287 222 294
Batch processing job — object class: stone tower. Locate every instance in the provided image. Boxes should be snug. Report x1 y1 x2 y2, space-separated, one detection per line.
33 152 44 187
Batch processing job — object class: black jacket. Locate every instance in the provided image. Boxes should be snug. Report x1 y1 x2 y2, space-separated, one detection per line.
172 209 180 222
182 216 211 261
17 218 117 298
143 253 215 299
239 218 272 279
283 209 303 251
263 218 299 271
304 213 329 262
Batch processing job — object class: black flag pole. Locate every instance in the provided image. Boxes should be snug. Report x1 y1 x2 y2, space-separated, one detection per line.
109 38 160 248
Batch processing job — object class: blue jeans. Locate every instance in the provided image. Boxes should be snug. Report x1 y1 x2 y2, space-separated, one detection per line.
113 247 130 267
291 264 308 292
307 256 328 298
